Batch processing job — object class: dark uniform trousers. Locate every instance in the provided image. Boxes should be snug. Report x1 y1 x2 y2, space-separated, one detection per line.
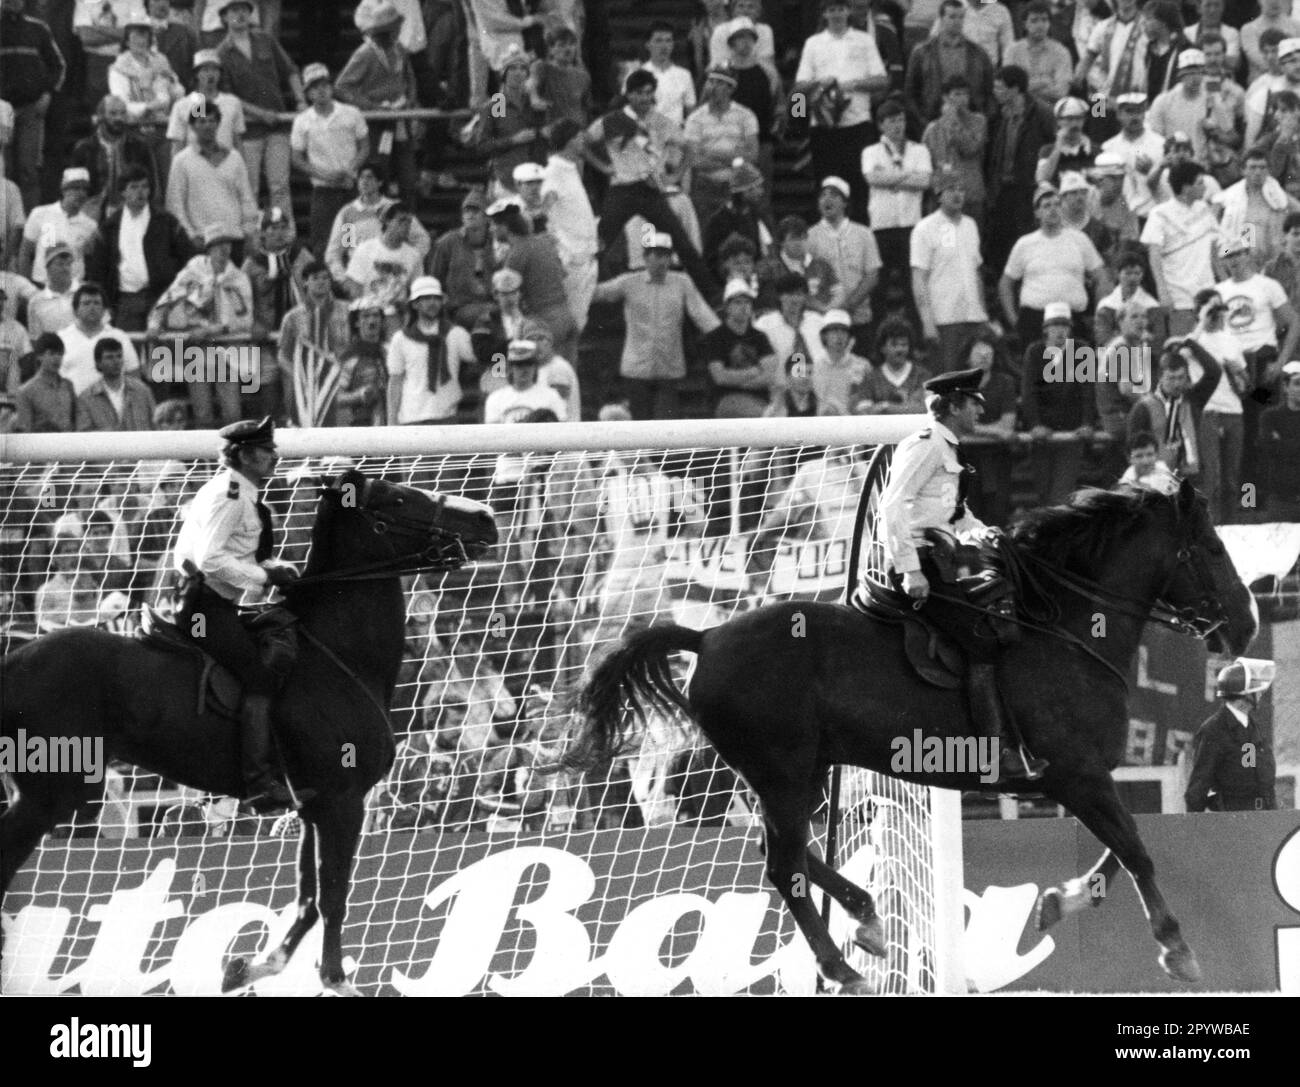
183 584 277 698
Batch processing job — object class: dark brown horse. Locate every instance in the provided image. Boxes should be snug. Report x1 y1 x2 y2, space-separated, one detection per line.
569 480 1257 993
0 469 497 995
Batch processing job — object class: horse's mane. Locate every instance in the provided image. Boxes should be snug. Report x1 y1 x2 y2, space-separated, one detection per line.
1009 486 1174 573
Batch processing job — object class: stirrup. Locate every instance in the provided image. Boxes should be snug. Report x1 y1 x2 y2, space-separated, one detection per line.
997 745 1047 783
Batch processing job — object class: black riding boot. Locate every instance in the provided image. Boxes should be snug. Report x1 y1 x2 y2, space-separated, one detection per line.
239 694 297 813
968 662 1048 784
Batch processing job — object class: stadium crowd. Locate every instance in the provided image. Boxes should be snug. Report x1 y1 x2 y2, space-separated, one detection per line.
3 0 1300 832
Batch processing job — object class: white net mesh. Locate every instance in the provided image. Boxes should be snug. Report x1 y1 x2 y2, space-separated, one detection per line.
0 430 958 995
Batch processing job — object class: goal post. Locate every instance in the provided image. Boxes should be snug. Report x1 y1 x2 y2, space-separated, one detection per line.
0 416 965 996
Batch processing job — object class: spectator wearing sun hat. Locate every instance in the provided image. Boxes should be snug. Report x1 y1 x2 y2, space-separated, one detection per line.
1088 150 1142 246
19 168 97 289
167 50 246 154
512 160 548 232
386 275 474 425
291 63 371 257
806 175 882 342
590 232 721 420
1148 49 1214 162
701 277 777 418
1244 7 1300 86
1036 96 1096 187
1101 92 1166 217
334 1 421 200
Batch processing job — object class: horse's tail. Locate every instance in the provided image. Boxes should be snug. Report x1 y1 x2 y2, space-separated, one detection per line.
566 623 703 772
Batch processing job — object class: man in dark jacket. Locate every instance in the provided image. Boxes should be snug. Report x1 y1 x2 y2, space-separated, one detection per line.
1127 336 1224 481
69 95 159 222
904 0 994 121
986 64 1057 273
1186 658 1278 812
0 0 67 211
85 166 194 330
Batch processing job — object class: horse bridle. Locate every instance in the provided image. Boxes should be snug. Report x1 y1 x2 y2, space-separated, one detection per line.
290 482 474 587
1018 529 1229 643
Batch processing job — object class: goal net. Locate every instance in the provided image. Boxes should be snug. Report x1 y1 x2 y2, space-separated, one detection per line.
0 418 963 996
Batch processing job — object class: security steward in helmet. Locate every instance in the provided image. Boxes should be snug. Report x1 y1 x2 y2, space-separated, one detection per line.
1185 658 1278 812
172 417 300 812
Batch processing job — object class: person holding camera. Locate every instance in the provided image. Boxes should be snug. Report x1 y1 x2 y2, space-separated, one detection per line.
1188 288 1250 522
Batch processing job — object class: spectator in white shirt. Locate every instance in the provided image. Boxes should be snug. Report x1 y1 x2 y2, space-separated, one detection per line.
708 0 777 73
1102 92 1168 218
754 272 827 382
26 244 80 341
540 120 598 335
386 275 474 425
1188 286 1250 523
19 168 98 288
290 63 371 258
911 169 989 373
794 0 889 222
642 21 696 126
167 49 246 154
860 99 932 323
343 202 423 310
1141 160 1221 335
56 283 142 396
166 100 259 252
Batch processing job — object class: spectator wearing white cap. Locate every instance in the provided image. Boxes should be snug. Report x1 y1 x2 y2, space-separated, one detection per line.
805 176 881 342
1058 170 1119 266
1243 1 1300 85
290 64 370 258
1259 360 1300 519
1088 151 1141 246
1006 1 1073 105
812 308 870 412
911 168 988 372
708 0 777 73
19 168 97 288
26 244 78 341
590 232 721 420
386 275 474 426
215 0 306 221
1035 95 1096 187
1020 301 1098 505
540 120 598 335
999 183 1108 345
1141 160 1219 335
1101 92 1165 217
1148 49 1213 161
334 1 422 200
167 50 246 156
512 160 548 233
794 0 889 223
701 278 777 418
1214 235 1300 363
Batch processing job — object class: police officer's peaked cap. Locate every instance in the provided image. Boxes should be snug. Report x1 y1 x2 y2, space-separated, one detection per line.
219 416 277 447
922 368 985 402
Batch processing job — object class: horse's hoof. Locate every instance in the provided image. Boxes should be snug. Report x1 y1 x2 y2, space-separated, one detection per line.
222 957 250 994
1036 889 1063 932
853 916 887 959
1159 944 1202 984
321 977 362 997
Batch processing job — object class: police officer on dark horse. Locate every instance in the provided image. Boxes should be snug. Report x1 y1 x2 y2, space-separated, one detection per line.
877 367 1047 784
172 416 305 811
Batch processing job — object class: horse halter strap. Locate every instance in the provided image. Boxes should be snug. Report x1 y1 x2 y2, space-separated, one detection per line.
291 490 473 587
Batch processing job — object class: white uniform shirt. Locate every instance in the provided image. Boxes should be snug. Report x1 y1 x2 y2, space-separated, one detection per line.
172 467 271 602
879 420 986 573
386 322 475 424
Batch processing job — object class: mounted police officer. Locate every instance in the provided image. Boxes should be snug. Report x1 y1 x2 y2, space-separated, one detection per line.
876 369 1048 784
1185 658 1278 812
172 417 301 812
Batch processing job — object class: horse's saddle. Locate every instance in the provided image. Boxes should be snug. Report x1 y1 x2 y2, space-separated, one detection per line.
850 581 965 690
850 530 1018 690
137 605 298 721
